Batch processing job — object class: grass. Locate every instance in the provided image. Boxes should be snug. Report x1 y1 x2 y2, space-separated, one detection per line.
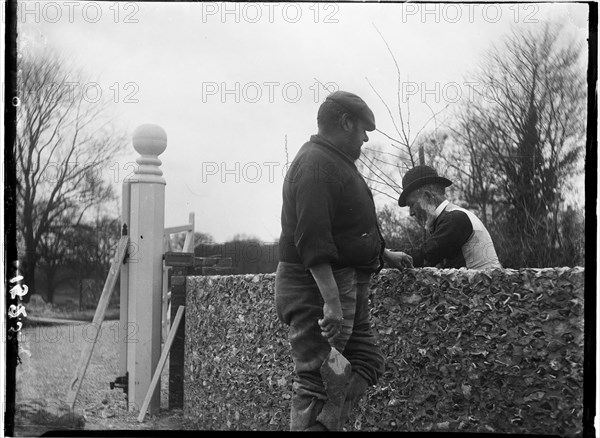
14 318 192 435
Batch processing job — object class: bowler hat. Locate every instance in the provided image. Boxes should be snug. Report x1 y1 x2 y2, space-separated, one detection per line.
398 165 452 207
325 91 376 131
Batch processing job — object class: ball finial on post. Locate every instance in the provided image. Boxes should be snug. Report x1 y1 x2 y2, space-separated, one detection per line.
132 124 167 184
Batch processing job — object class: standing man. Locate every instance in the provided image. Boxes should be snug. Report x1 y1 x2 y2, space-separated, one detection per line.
275 91 411 431
390 165 501 269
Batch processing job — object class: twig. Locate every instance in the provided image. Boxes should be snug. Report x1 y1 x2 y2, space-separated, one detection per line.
358 155 401 193
409 103 450 151
369 184 400 201
366 76 405 143
372 23 411 147
363 146 405 159
359 158 399 194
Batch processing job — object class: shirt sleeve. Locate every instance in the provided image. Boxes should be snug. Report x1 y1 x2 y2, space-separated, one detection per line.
410 211 473 267
292 158 344 267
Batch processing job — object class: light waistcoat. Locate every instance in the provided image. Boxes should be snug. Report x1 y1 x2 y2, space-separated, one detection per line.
442 203 501 269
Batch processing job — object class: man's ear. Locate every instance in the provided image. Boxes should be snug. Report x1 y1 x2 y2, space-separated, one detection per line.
423 190 434 203
340 113 353 132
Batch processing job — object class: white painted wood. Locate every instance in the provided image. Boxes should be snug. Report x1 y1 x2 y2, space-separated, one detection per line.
137 305 185 423
127 124 167 414
164 224 193 235
119 180 131 378
66 236 129 409
182 212 195 253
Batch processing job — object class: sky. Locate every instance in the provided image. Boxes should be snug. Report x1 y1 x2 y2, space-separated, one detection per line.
15 1 590 243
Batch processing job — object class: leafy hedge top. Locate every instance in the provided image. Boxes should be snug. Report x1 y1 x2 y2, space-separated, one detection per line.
184 267 584 434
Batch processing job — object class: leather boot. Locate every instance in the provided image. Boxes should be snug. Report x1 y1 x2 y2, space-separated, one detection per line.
290 394 325 431
339 373 369 428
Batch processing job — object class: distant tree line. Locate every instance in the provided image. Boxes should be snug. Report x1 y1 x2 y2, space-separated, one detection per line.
193 234 279 274
29 212 120 305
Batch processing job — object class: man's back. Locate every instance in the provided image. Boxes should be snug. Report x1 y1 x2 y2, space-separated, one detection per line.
278 135 384 272
441 204 501 269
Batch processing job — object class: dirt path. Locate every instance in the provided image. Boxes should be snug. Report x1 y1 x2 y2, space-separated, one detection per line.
14 404 194 436
13 321 197 435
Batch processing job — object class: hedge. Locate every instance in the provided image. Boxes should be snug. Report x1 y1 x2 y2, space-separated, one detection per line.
183 267 584 435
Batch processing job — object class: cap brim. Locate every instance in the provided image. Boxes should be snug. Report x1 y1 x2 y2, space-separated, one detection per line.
398 176 452 206
364 120 376 131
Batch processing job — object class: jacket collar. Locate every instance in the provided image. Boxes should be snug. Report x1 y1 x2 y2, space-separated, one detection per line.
428 199 450 231
310 135 357 167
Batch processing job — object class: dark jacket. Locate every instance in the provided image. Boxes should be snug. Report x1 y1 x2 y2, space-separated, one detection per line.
278 135 385 272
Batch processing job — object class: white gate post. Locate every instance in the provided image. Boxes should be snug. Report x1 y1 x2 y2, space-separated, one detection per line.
127 124 167 414
119 179 130 378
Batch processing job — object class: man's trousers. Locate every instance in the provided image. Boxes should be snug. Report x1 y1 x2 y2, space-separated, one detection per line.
275 262 385 430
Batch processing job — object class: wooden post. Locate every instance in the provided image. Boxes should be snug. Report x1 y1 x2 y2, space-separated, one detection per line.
161 264 171 344
182 212 195 253
418 145 425 166
169 273 187 409
127 124 167 414
119 179 131 378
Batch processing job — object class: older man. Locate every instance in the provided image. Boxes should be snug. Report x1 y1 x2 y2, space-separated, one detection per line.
391 165 501 270
275 90 411 431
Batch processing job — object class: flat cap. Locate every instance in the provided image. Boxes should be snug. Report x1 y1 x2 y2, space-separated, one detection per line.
325 90 376 131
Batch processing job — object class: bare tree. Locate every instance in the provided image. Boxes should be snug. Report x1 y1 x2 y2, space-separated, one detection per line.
357 21 585 267
37 208 78 304
432 121 500 226
358 24 451 203
38 208 120 305
450 22 586 266
15 49 126 298
352 24 454 249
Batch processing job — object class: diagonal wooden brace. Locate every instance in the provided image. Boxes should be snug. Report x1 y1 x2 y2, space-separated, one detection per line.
65 236 130 410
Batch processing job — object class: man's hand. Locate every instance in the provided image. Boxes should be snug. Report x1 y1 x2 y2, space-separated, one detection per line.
319 300 343 340
309 263 343 341
384 249 414 270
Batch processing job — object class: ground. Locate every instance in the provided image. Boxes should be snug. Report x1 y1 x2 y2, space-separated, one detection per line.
12 310 195 436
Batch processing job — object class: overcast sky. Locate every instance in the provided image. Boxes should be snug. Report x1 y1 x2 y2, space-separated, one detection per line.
17 1 589 243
